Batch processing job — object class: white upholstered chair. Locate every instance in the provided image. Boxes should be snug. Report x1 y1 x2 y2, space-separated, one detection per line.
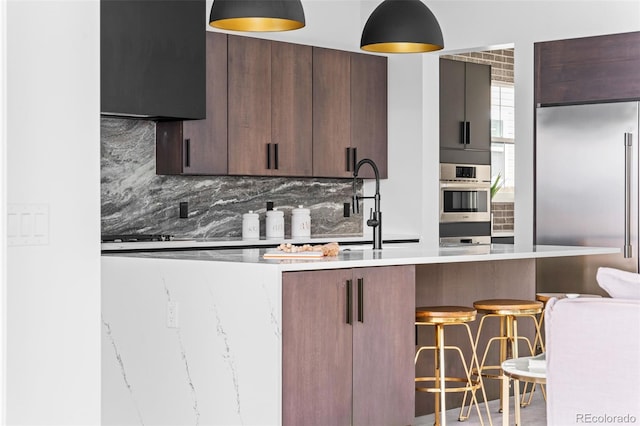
544 267 640 424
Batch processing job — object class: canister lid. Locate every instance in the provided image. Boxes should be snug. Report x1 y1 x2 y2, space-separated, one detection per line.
243 210 259 219
266 208 283 217
292 205 310 215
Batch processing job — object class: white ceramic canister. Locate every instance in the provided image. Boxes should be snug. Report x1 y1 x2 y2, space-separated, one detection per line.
266 208 285 240
291 205 311 239
242 211 260 240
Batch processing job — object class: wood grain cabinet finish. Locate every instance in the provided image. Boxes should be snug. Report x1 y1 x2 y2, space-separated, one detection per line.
227 35 312 176
439 58 491 165
535 31 640 106
313 47 388 179
156 32 228 175
157 35 387 178
282 265 415 426
351 53 388 179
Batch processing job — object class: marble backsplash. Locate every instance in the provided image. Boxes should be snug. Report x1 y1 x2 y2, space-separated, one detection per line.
101 118 362 239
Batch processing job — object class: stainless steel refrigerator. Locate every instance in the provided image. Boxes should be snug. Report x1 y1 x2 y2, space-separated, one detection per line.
535 101 640 295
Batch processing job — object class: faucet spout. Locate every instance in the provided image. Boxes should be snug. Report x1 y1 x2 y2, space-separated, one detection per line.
352 158 382 250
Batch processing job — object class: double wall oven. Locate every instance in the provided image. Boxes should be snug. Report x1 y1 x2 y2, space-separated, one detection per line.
439 163 491 245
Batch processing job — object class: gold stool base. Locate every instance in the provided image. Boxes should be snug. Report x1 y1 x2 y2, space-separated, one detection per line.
415 306 493 426
459 300 543 421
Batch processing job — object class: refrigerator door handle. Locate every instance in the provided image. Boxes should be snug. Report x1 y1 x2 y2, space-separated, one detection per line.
624 132 633 258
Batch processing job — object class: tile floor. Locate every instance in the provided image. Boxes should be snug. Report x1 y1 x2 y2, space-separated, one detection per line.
414 386 547 426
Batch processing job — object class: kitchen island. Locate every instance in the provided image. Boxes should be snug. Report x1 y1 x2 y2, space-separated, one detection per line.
101 243 618 425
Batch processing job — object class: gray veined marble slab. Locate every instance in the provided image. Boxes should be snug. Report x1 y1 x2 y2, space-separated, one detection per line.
101 257 282 426
101 117 363 239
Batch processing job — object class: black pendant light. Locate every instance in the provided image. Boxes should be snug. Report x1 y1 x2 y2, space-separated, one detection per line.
361 0 444 53
209 0 306 32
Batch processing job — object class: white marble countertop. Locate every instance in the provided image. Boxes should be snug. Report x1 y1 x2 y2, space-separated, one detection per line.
102 242 620 272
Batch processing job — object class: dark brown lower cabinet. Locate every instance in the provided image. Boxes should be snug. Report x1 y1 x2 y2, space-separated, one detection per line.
282 265 415 426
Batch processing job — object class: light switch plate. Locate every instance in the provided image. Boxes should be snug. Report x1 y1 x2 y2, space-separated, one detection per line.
8 204 49 246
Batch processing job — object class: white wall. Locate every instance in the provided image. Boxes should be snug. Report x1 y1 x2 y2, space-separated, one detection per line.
4 1 100 424
1 0 7 423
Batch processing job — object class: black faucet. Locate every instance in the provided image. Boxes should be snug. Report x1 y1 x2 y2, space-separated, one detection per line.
352 158 382 250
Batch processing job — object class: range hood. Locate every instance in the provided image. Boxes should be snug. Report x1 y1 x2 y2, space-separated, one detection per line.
100 0 206 120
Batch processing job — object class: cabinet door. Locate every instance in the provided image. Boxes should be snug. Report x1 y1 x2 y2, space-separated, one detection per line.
535 31 640 106
440 59 491 165
271 41 313 177
313 47 352 178
182 31 228 174
351 53 388 179
156 32 227 175
352 265 415 426
439 59 466 151
282 270 353 426
228 36 272 175
464 62 491 152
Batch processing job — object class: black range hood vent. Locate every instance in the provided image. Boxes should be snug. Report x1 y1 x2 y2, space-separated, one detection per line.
100 0 206 121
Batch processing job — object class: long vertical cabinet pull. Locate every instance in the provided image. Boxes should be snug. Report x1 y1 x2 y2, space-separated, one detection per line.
346 279 353 324
465 122 471 145
266 143 272 169
274 143 279 170
624 132 633 258
357 278 364 323
184 139 191 167
352 147 358 172
459 122 466 145
345 147 352 172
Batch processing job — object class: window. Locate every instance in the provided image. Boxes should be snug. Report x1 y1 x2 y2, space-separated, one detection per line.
491 83 514 202
491 83 514 140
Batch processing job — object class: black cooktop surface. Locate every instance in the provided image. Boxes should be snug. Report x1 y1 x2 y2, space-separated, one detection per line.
101 234 174 243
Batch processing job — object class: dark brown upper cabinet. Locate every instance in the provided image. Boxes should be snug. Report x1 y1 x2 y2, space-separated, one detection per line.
156 35 388 178
535 31 640 106
101 0 205 120
313 48 388 179
227 36 313 177
156 32 228 175
439 58 491 165
351 53 388 179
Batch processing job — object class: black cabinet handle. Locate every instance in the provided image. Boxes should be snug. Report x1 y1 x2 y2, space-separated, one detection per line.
266 143 272 169
352 147 358 172
357 278 364 323
346 279 353 325
274 143 279 170
346 147 352 172
184 139 191 167
465 121 471 145
459 121 466 145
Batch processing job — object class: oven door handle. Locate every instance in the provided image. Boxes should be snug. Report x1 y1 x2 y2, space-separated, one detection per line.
439 182 491 189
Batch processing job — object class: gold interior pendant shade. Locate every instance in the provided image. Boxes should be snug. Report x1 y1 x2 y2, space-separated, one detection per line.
361 0 444 53
209 0 306 32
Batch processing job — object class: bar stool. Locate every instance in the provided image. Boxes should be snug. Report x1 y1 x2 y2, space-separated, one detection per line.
519 292 603 407
462 299 543 415
415 306 492 426
533 292 603 352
